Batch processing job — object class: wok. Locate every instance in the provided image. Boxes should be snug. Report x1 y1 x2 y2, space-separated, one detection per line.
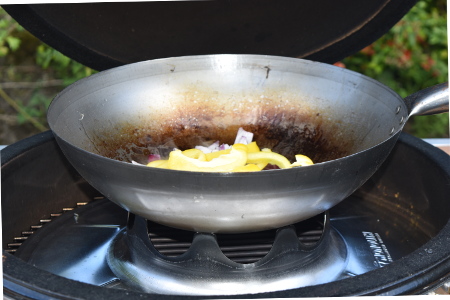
47 55 448 233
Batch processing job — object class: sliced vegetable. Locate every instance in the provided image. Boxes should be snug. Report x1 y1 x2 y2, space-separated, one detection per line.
147 160 169 168
291 154 314 167
247 151 292 169
167 144 247 172
148 154 161 162
234 127 254 144
136 127 314 172
205 148 232 161
246 141 260 153
181 149 207 160
195 140 230 153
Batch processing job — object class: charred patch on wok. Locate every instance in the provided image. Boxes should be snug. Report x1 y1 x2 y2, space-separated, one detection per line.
94 96 354 165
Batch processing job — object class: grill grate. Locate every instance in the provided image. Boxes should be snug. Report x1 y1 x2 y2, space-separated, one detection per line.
6 196 323 266
5 202 89 254
148 219 324 264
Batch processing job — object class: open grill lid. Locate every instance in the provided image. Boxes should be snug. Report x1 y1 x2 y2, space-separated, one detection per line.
3 0 417 71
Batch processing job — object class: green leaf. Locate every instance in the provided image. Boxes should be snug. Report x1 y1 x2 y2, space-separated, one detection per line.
0 19 8 28
16 114 27 125
5 36 21 51
0 45 8 56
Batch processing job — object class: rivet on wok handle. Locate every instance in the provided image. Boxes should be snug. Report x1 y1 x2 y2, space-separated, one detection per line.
404 82 449 117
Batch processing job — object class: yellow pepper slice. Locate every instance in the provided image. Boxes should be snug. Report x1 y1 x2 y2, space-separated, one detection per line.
147 160 169 168
182 149 207 161
205 149 231 161
167 144 247 172
246 141 260 153
255 148 271 169
231 143 249 152
204 142 259 161
291 154 314 167
144 139 313 172
232 164 263 172
247 151 292 169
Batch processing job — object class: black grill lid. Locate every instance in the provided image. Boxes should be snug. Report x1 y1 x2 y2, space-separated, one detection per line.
3 0 417 71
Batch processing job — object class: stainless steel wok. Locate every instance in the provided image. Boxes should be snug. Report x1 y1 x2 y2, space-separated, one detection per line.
47 55 448 233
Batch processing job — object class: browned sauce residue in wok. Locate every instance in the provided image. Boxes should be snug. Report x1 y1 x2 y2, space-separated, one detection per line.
93 94 355 165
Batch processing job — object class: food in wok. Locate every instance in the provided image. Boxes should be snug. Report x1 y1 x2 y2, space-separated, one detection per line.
134 127 314 172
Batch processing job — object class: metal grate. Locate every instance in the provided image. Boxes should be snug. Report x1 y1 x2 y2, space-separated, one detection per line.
5 201 91 254
148 219 324 264
6 196 323 265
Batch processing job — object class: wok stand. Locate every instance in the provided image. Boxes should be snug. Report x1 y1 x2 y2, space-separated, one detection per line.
107 211 348 295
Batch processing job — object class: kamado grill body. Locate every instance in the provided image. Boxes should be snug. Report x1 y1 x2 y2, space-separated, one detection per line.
2 1 450 298
2 132 450 298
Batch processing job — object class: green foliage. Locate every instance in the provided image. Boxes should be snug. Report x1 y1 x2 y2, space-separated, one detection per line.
0 6 95 131
0 9 24 56
0 2 448 138
36 45 94 85
342 0 448 138
16 92 51 125
409 114 449 138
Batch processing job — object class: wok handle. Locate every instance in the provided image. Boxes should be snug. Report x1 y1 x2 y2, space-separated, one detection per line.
404 82 449 117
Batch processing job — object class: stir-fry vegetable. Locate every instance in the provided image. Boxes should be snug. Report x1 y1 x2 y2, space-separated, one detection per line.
141 128 314 172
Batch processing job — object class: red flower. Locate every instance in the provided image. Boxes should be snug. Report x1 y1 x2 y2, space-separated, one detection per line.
421 57 435 71
360 45 375 56
333 61 346 68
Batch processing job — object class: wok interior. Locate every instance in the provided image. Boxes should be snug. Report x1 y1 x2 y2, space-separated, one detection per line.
49 56 405 166
93 96 353 164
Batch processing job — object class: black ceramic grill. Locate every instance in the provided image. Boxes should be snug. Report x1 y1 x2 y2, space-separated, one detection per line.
2 1 450 298
3 132 450 297
5 200 323 263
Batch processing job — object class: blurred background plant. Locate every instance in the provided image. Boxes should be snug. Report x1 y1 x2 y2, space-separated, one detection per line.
0 0 448 145
341 0 448 138
0 7 95 144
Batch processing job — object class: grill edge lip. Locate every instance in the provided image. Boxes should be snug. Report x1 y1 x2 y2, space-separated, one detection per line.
1 131 54 167
2 132 450 298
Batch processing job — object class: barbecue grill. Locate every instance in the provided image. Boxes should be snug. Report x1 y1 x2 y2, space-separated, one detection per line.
2 1 450 298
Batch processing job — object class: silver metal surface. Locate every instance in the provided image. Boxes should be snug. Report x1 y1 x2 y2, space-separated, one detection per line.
107 214 348 296
405 83 449 116
47 55 449 233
